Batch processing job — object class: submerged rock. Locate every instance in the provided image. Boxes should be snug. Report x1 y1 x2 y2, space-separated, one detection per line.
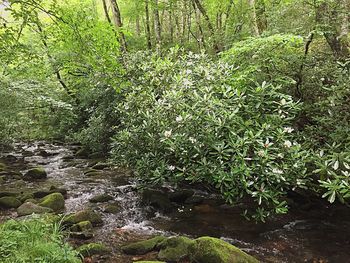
39 193 65 212
77 243 111 257
189 237 259 263
142 189 173 213
64 209 103 226
122 236 167 255
24 167 47 180
0 196 22 208
168 189 194 203
158 236 194 262
17 202 53 216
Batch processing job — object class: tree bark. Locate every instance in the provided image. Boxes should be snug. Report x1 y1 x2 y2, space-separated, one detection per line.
145 0 152 50
153 0 162 52
110 0 127 52
102 0 112 24
248 0 260 36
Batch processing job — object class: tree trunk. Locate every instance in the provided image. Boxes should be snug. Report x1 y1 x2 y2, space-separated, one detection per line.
110 0 127 52
136 15 141 37
154 0 162 52
101 0 112 24
192 0 220 53
145 0 152 50
248 0 260 36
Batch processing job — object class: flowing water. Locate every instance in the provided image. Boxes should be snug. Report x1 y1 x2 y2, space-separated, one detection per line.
1 142 350 263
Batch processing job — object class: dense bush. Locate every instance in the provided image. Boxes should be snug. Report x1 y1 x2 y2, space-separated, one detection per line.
111 49 310 220
0 217 80 263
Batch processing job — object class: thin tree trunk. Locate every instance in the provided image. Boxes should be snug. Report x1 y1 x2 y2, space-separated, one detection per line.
110 0 127 52
192 1 205 50
192 0 220 53
154 0 162 52
102 0 112 24
145 0 152 50
248 0 260 36
136 15 141 37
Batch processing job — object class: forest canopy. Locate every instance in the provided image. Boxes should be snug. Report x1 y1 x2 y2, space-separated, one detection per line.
0 0 349 221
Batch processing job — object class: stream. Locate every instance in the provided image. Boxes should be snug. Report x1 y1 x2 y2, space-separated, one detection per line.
1 142 350 263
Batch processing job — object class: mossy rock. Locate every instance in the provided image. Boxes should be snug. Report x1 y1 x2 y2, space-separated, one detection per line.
89 193 113 203
17 202 53 216
122 236 167 255
19 193 34 203
134 262 166 263
39 193 65 212
64 209 103 226
104 203 121 214
0 196 22 209
142 189 173 213
24 167 47 180
157 236 194 262
76 148 89 158
0 191 19 198
77 243 111 257
70 221 93 232
189 237 259 263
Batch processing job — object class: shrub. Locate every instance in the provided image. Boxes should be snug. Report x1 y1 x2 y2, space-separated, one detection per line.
111 49 310 221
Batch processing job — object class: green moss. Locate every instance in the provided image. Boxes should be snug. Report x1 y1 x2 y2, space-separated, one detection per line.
70 221 93 232
24 167 47 180
64 209 103 226
157 236 194 262
122 236 167 255
39 193 65 212
77 243 111 257
89 193 113 203
0 196 22 208
17 202 53 216
189 237 259 263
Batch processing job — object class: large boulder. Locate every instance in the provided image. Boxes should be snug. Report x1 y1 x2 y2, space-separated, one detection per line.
17 202 53 216
157 236 194 262
0 196 22 208
89 193 113 203
77 243 111 257
142 189 173 213
189 237 259 263
122 236 167 255
39 193 65 212
24 167 47 180
64 209 103 226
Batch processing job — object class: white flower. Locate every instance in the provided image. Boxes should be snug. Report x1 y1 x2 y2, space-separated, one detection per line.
283 140 292 148
168 165 176 171
189 137 197 143
264 138 273 148
280 98 287 105
176 116 183 122
183 78 193 87
185 69 192 75
164 130 172 138
257 150 265 157
272 168 284 175
283 127 294 133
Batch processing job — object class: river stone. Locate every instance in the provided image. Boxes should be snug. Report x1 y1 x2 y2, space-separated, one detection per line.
24 167 47 180
19 193 34 203
0 191 19 198
189 237 259 263
168 189 194 203
17 202 53 216
184 195 204 205
157 236 194 262
39 193 65 212
142 189 173 213
76 148 89 158
122 236 167 255
64 209 103 226
104 203 121 214
89 193 113 203
77 243 111 257
71 221 93 232
0 196 22 208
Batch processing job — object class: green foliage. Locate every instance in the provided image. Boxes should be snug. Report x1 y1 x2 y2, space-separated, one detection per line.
0 217 80 263
111 49 310 220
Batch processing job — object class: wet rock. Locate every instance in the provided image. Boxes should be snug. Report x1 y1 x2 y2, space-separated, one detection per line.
76 148 89 158
122 236 167 255
33 187 68 199
104 203 121 214
0 191 19 198
62 155 74 161
157 236 194 262
84 169 104 177
71 221 93 232
49 186 68 198
24 167 47 180
168 189 194 203
89 194 113 203
189 237 259 263
142 189 173 213
19 192 34 202
0 196 22 209
70 231 94 240
92 162 109 170
64 209 103 226
77 243 111 257
185 195 204 205
17 202 53 216
39 193 65 212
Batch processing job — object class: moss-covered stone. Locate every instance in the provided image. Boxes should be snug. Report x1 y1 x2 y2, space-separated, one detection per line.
70 221 93 232
157 236 194 262
189 237 259 263
89 193 113 203
0 196 22 208
122 236 167 255
76 148 89 158
24 167 47 180
77 243 111 257
0 191 19 198
17 202 53 216
39 193 65 212
64 209 103 226
19 193 34 203
104 203 121 214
